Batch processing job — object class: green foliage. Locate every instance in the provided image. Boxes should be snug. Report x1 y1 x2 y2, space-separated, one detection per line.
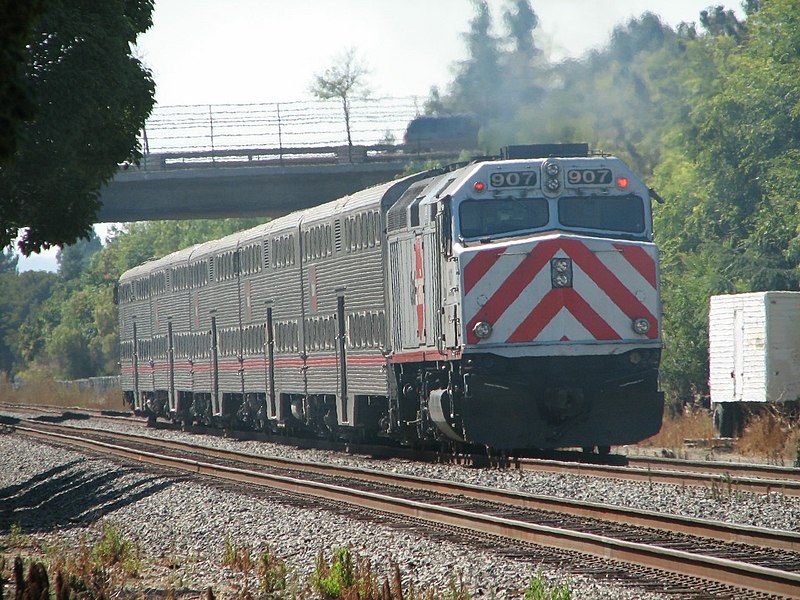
310 47 370 151
523 569 571 600
57 230 102 280
257 546 288 594
6 523 29 549
313 546 355 598
0 1 43 162
91 523 139 576
0 248 18 273
0 270 57 376
0 0 155 255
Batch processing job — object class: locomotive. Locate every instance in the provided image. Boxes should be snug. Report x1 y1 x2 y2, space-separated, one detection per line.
117 144 663 452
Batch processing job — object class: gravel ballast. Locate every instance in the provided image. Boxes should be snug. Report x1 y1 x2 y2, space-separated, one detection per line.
2 415 798 598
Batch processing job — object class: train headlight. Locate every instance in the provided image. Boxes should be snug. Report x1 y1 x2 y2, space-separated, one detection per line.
550 257 573 288
545 162 560 176
472 321 493 339
632 318 651 335
545 178 560 191
553 258 570 273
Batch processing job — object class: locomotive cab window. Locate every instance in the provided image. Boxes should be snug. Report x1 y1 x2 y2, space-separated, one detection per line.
459 197 548 239
558 194 645 235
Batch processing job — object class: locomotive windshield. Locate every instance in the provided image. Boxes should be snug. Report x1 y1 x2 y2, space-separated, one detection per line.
558 194 645 234
457 194 646 240
459 197 549 239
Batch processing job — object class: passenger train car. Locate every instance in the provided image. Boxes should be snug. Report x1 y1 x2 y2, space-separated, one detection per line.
118 144 663 452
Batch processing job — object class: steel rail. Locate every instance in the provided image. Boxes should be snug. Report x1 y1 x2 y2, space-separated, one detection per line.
4 404 799 494
14 428 800 598
14 424 800 599
517 456 800 496
626 454 800 482
44 422 800 553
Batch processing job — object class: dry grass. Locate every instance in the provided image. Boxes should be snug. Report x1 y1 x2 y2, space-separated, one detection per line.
640 407 715 453
0 374 123 411
735 408 800 466
639 405 800 465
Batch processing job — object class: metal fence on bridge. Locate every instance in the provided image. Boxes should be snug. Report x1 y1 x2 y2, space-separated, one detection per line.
139 96 424 165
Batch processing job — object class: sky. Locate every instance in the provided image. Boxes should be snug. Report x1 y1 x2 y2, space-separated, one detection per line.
18 0 741 273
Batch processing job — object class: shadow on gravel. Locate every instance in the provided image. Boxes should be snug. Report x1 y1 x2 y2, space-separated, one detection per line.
32 411 91 423
0 461 175 534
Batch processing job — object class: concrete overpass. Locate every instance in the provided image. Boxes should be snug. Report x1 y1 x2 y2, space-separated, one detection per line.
97 146 415 222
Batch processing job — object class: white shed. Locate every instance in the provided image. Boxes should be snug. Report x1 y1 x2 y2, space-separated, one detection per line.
709 291 800 405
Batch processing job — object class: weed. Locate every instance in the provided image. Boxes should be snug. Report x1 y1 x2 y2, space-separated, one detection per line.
523 569 572 600
736 407 800 464
44 524 142 598
313 546 355 598
222 537 254 574
6 523 29 549
641 406 714 452
257 546 288 594
446 571 471 600
0 372 122 410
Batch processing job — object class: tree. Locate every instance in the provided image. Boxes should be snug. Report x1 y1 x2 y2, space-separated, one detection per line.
0 270 57 377
56 229 102 280
310 48 370 162
0 248 18 273
0 0 156 256
449 0 503 119
0 1 43 163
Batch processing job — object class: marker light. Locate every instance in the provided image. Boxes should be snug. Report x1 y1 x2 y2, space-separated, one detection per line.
617 177 629 189
473 321 493 339
473 181 486 192
632 318 651 335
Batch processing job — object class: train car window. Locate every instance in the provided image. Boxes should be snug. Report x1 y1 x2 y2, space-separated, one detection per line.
558 194 645 234
459 197 549 239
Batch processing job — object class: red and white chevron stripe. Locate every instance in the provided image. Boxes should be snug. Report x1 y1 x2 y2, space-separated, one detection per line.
461 235 659 346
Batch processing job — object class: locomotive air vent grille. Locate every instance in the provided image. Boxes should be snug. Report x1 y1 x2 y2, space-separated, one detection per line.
263 241 270 269
334 219 342 253
387 210 407 232
387 182 427 232
208 257 214 282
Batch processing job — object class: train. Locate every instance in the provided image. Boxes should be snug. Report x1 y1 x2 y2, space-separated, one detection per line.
117 143 663 453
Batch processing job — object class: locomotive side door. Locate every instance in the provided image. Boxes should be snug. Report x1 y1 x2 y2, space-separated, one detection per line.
436 197 460 350
389 234 425 350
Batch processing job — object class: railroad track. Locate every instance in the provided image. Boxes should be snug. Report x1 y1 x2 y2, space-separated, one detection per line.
3 403 800 496
10 419 800 599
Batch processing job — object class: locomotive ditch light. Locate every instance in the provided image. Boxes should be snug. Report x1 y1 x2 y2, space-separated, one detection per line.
632 317 651 335
473 321 493 339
